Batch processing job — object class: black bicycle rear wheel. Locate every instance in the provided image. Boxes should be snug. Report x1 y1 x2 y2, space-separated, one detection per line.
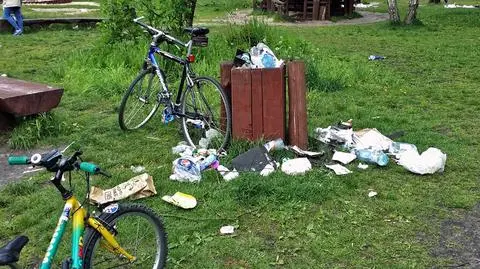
83 203 167 269
181 76 231 151
118 68 160 130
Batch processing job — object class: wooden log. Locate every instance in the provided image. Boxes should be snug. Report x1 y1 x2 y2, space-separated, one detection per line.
312 0 320 20
287 61 308 149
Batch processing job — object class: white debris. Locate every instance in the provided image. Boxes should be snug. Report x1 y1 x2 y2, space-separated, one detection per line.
217 165 239 181
332 151 357 165
357 163 369 170
325 164 352 175
281 158 312 175
220 225 235 235
397 147 447 175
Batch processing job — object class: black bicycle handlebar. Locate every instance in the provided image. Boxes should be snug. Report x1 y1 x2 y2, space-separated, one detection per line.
133 17 186 47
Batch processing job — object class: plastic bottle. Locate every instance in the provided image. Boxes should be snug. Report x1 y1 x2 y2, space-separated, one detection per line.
355 148 389 166
261 53 275 68
388 142 417 156
368 55 385 61
200 154 217 171
264 138 285 152
162 107 174 123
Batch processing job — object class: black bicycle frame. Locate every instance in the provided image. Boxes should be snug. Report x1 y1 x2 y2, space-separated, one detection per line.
146 42 195 109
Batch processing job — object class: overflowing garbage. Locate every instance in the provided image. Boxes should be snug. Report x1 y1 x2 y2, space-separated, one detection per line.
314 120 447 175
167 118 446 185
234 43 284 69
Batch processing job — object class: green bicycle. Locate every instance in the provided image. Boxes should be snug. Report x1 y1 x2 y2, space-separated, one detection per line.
1 149 167 269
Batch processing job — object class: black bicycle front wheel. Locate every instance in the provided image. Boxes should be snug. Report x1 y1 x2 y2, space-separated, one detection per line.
118 68 160 130
83 203 167 269
181 76 232 151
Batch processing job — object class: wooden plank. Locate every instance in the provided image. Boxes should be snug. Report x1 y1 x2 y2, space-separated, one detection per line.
312 0 320 20
1 18 102 32
287 61 308 149
0 77 63 116
231 69 253 140
262 65 286 140
251 69 264 140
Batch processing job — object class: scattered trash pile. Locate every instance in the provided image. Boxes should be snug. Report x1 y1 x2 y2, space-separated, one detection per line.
233 43 284 69
315 119 447 175
169 137 324 183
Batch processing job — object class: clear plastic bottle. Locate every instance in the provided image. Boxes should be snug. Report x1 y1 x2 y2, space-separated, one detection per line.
355 148 389 166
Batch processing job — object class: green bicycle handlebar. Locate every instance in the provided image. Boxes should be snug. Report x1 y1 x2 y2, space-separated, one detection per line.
8 156 30 165
79 162 99 174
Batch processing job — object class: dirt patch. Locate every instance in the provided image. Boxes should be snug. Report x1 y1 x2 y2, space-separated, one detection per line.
198 10 389 27
0 144 56 188
432 203 480 268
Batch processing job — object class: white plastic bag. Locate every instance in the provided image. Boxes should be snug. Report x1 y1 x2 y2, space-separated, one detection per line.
281 158 312 175
397 147 447 175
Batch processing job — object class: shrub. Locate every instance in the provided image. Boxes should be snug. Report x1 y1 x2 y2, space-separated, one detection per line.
100 0 195 44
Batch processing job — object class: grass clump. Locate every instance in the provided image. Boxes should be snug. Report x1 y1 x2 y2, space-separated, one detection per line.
8 113 68 149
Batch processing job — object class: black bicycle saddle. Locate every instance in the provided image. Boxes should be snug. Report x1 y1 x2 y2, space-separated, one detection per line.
184 27 209 36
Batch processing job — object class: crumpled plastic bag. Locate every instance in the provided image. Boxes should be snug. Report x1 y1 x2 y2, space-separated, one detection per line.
169 157 201 183
397 147 447 175
281 158 312 175
315 126 355 147
354 128 392 151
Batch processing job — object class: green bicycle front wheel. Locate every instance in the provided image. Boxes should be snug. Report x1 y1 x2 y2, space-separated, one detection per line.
83 203 167 269
118 68 160 130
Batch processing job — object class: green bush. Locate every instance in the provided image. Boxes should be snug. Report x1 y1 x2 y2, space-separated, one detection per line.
100 0 195 44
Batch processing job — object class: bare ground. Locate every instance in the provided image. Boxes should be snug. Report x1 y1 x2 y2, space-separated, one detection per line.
197 10 389 27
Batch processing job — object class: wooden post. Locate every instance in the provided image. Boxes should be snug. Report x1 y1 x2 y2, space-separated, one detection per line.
303 0 308 20
312 0 320 20
220 62 233 132
287 61 308 149
266 0 273 10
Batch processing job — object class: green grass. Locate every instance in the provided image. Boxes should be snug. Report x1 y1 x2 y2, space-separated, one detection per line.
1 2 480 268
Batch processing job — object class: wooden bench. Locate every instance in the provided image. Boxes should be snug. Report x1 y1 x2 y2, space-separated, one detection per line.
0 77 63 131
0 18 102 32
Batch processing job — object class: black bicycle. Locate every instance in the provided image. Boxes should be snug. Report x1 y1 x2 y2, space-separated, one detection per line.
118 17 232 151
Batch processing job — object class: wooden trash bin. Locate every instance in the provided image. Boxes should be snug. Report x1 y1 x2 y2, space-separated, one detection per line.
221 63 287 141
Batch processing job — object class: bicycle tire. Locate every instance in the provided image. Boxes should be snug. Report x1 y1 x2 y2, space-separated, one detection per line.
118 68 160 130
83 203 167 269
181 76 232 151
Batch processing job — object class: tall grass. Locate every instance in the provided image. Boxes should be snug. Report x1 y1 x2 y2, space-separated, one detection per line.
8 113 68 149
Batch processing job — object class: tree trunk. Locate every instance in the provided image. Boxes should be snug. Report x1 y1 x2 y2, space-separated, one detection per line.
387 0 401 23
185 0 197 27
405 0 419 24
